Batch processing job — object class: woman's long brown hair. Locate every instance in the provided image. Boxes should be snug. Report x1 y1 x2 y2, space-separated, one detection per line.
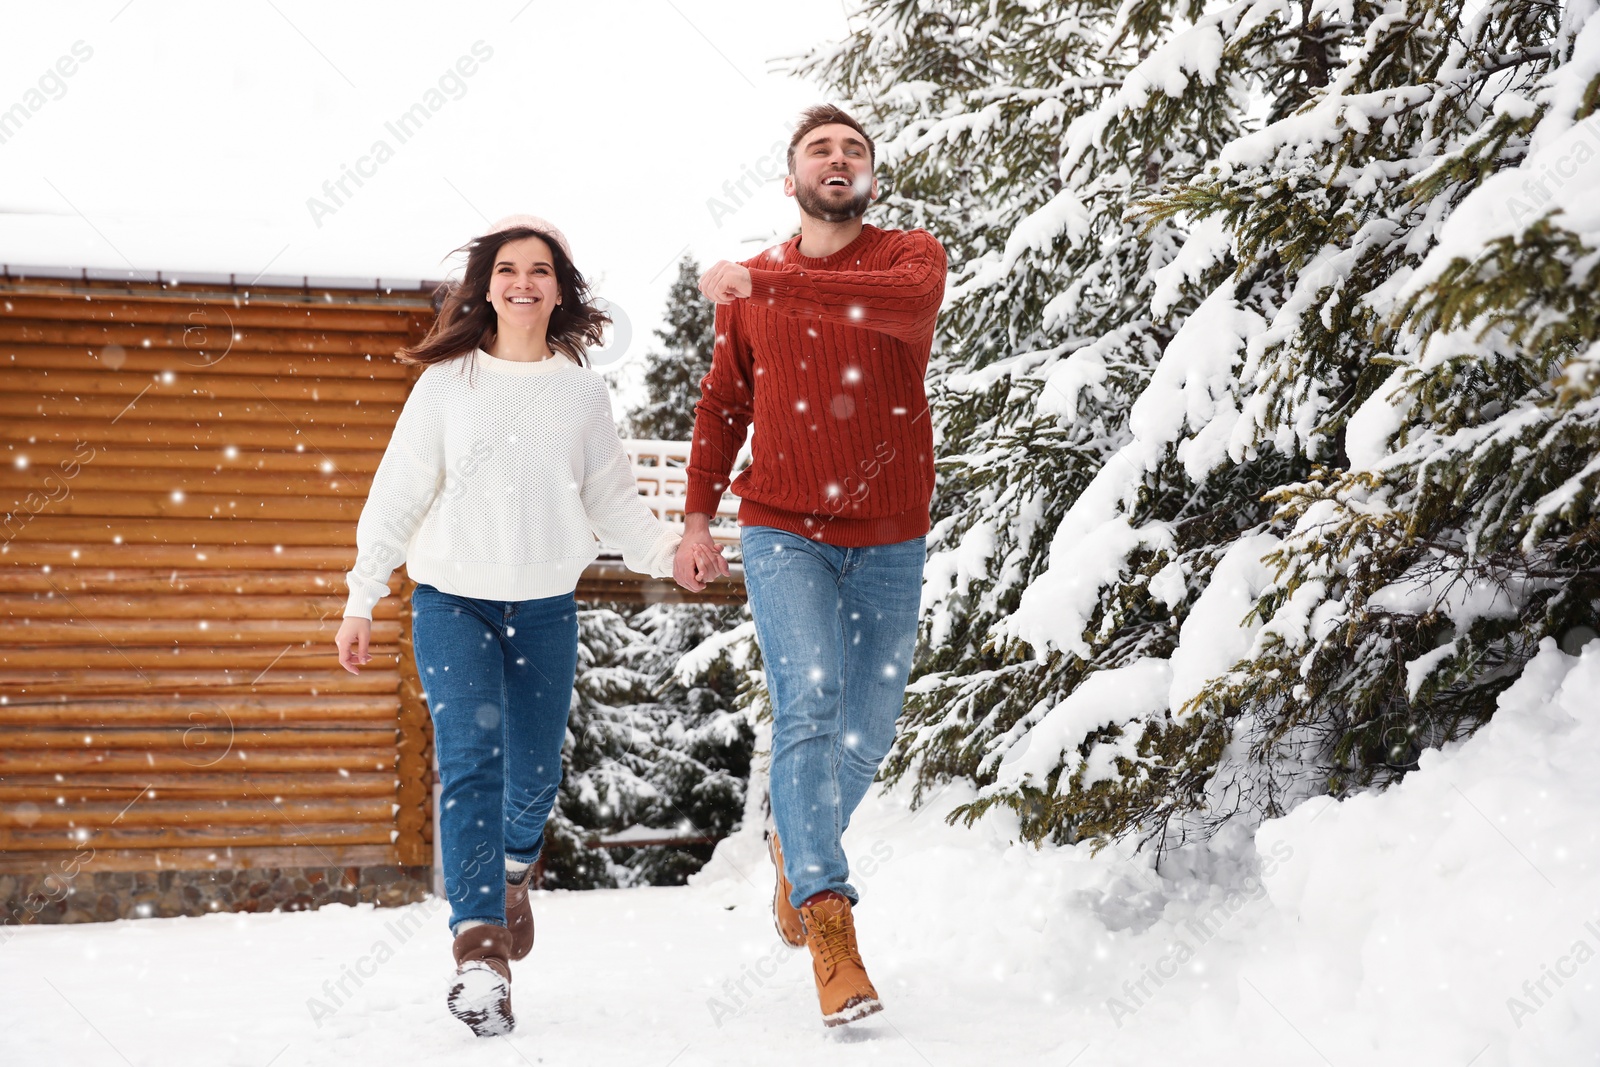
397 225 611 370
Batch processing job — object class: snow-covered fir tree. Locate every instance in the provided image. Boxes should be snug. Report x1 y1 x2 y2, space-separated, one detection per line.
792 0 1600 851
625 256 715 442
541 603 752 889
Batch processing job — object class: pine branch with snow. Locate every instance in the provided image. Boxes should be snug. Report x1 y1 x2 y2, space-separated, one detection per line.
795 0 1599 853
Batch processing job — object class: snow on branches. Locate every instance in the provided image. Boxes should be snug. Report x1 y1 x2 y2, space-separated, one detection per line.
794 0 1598 852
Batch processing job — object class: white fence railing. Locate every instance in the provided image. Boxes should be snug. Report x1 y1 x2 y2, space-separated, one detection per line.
621 439 741 544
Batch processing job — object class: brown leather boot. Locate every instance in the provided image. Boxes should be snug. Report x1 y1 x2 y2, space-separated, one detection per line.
799 892 882 1027
506 870 535 961
447 923 514 1036
767 830 806 948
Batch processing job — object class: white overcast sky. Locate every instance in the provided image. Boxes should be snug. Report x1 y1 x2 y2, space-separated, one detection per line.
0 0 854 389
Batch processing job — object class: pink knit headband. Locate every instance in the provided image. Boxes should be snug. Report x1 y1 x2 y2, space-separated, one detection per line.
484 214 574 262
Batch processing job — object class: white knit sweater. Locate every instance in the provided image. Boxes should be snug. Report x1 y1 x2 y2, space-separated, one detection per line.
343 348 681 620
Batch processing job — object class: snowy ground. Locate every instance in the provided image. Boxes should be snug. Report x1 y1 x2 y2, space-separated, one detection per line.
4 639 1598 1066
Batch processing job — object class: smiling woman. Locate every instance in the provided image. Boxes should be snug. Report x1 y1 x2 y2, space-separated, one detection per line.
399 216 609 370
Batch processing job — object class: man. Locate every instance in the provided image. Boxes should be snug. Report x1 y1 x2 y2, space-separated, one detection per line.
674 104 946 1027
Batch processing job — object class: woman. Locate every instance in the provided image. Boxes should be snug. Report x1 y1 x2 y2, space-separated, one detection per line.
333 214 721 1037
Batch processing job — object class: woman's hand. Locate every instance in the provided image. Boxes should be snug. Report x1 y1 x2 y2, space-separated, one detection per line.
335 616 373 675
691 542 729 585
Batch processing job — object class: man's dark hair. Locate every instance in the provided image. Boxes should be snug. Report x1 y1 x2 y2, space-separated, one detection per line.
786 104 875 174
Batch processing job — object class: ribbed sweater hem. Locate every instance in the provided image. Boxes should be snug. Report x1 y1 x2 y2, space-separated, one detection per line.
737 499 929 547
405 552 595 603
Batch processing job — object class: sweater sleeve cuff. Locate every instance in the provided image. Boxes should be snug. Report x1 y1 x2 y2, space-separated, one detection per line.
685 478 728 518
343 580 384 621
644 527 682 578
747 266 805 302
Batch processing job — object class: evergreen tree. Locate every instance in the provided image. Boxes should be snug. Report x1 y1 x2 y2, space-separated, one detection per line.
626 603 754 883
626 256 716 442
541 603 754 888
791 0 1221 838
793 0 1599 852
541 607 653 890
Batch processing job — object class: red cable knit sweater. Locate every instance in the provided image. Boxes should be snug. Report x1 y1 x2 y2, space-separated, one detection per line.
685 224 947 546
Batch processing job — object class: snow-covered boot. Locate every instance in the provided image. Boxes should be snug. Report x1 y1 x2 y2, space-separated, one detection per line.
799 891 882 1027
506 868 535 961
768 830 806 948
447 923 514 1036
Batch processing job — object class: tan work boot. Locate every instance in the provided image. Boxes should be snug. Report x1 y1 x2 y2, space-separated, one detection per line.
799 891 882 1027
506 869 535 961
767 830 806 948
447 923 514 1036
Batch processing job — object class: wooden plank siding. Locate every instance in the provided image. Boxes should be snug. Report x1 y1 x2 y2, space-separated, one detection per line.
0 272 438 877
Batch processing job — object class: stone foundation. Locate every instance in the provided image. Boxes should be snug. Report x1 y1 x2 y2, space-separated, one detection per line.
0 865 433 926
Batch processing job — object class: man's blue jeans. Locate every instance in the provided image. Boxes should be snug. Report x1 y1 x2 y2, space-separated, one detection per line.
740 525 925 908
409 582 578 934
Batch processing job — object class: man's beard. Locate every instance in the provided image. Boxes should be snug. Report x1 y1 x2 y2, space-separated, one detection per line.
795 181 872 224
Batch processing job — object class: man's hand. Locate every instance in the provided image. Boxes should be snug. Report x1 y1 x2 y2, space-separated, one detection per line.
699 261 752 305
674 514 733 592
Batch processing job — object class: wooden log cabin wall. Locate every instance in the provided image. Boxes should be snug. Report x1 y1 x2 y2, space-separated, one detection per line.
0 267 443 923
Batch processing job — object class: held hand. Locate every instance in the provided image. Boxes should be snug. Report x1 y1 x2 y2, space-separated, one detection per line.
335 616 373 675
673 537 706 592
674 526 731 592
692 541 731 584
698 261 752 304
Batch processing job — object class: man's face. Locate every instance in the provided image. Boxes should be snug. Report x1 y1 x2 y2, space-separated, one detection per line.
785 123 877 223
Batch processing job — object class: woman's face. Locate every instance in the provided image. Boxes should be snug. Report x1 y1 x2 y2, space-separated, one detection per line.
486 235 563 332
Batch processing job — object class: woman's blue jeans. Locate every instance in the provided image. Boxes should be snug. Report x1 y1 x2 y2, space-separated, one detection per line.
409 582 578 934
740 526 925 909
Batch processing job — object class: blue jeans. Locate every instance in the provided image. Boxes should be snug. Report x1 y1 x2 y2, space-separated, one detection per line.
409 582 579 935
740 526 925 908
